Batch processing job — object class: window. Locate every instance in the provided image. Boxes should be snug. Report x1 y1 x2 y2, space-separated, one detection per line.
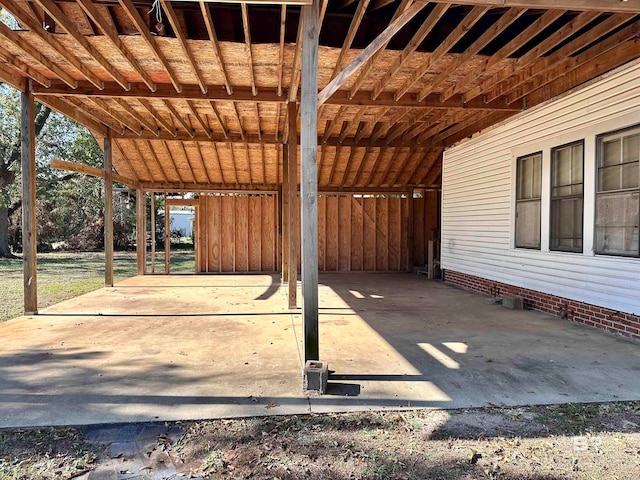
550 141 583 252
595 126 640 256
515 152 542 249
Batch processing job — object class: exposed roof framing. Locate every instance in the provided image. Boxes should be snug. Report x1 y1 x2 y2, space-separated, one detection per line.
0 0 637 190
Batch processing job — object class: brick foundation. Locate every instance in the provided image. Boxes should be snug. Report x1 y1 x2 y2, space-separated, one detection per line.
443 269 640 341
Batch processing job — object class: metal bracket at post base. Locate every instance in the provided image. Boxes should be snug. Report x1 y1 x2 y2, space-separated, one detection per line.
303 360 328 395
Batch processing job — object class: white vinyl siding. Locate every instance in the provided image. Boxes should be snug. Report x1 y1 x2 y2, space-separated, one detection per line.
442 60 640 316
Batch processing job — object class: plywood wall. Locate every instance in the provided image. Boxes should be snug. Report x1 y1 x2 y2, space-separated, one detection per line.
295 194 410 272
195 191 438 273
197 193 278 273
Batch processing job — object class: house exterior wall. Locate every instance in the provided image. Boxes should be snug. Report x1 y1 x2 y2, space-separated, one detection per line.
441 61 640 339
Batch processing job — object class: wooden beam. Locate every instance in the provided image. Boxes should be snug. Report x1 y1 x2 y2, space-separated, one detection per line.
160 0 207 94
277 5 287 97
35 96 106 134
51 158 140 188
165 198 199 207
318 0 429 105
301 0 319 361
0 61 24 91
136 189 146 275
33 83 522 111
349 0 413 98
0 47 50 87
200 1 233 95
413 0 640 13
21 81 37 314
104 130 114 287
287 101 298 309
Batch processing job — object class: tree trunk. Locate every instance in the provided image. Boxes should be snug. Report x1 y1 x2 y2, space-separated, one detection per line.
0 200 16 258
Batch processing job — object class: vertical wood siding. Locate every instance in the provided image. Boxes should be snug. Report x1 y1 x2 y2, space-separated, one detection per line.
442 61 640 316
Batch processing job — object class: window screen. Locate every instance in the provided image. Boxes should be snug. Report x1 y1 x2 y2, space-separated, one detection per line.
515 152 542 249
550 141 583 252
595 126 640 256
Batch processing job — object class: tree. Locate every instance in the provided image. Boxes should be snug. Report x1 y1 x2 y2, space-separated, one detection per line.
0 84 51 258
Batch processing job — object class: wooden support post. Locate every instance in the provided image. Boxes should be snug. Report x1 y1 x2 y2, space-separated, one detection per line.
287 101 298 309
407 187 414 272
150 191 156 273
21 81 37 314
164 193 170 273
104 129 114 287
301 0 319 361
282 145 289 281
136 189 146 275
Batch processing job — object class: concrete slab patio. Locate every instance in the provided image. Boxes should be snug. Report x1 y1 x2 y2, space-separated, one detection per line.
1 273 639 428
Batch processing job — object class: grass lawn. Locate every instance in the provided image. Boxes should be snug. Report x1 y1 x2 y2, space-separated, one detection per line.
0 249 196 322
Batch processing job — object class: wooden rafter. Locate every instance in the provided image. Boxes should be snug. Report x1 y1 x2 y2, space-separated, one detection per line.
160 141 185 183
395 5 489 100
144 140 170 182
139 99 177 137
163 100 194 137
442 8 566 100
65 97 125 134
277 5 286 97
488 13 636 102
241 3 258 96
418 0 640 13
417 7 526 101
114 99 160 135
208 102 229 139
372 2 449 100
113 140 142 181
0 47 49 87
33 0 129 89
75 0 156 91
195 142 212 184
0 0 103 88
118 0 181 92
160 0 207 94
0 20 75 88
36 96 104 133
90 98 143 135
318 0 429 105
186 100 212 138
200 0 232 95
130 141 154 180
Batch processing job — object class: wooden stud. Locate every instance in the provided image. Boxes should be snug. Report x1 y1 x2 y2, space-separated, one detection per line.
300 0 319 360
104 130 114 286
21 82 37 314
282 141 289 281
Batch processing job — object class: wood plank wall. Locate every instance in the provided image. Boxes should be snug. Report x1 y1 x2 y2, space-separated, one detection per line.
412 190 440 267
297 194 409 272
197 193 277 273
195 191 438 273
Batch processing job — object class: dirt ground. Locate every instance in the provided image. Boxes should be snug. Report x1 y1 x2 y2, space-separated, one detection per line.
2 402 639 480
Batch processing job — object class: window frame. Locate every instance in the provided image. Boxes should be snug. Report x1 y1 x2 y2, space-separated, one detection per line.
594 124 640 258
549 140 584 253
514 151 543 250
